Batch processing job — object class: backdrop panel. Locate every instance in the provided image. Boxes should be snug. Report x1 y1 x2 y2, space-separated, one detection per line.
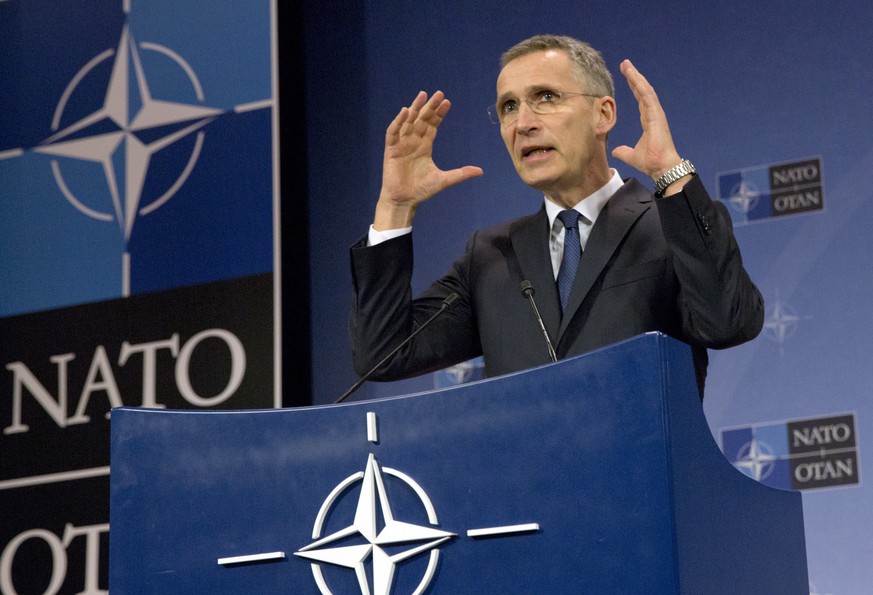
0 0 279 592
305 2 873 592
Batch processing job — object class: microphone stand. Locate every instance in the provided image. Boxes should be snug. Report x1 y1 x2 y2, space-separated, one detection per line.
335 293 460 404
520 280 558 362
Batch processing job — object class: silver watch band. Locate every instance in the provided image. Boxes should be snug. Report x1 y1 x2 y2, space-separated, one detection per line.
653 159 695 195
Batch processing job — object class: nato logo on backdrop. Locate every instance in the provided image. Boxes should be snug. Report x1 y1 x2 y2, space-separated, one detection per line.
0 3 278 592
0 0 276 318
716 157 824 225
720 413 860 491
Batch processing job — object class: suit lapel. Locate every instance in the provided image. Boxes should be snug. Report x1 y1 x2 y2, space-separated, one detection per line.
558 178 653 339
510 208 561 341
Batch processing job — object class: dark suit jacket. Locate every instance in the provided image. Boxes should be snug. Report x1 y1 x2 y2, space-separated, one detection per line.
349 175 764 396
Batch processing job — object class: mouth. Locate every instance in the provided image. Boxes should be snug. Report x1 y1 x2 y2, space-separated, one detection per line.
521 146 554 160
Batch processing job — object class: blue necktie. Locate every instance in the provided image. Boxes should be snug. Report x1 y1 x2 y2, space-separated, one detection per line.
556 209 582 314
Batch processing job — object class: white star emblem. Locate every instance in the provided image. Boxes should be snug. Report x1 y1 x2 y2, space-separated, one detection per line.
735 439 778 481
32 23 222 294
727 179 761 219
763 293 811 355
445 361 475 384
296 454 455 595
218 413 539 591
763 300 801 343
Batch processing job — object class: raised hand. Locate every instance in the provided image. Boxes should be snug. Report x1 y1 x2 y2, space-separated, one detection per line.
374 91 483 230
610 60 685 186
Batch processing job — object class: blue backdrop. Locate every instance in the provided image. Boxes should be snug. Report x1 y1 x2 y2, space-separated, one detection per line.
0 1 279 591
305 1 873 592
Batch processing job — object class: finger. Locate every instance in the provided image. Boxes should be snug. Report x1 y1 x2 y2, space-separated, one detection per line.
403 91 429 132
409 90 441 121
414 91 448 136
440 165 484 190
387 91 427 143
420 90 447 120
434 97 452 119
419 98 452 140
427 97 451 130
610 145 635 167
407 90 428 113
621 60 650 98
621 60 664 123
385 106 411 145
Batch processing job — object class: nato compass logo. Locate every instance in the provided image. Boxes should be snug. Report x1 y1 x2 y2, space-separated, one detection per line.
716 157 825 225
217 412 540 595
734 438 778 482
0 2 275 317
30 24 220 296
762 290 813 355
433 356 485 388
295 453 455 594
721 413 860 491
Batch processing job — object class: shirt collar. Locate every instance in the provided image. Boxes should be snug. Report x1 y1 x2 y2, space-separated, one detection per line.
544 169 623 229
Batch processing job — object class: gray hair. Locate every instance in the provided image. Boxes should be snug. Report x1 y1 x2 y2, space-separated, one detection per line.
500 35 615 98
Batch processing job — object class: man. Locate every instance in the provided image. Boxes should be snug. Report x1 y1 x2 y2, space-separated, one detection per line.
349 35 763 397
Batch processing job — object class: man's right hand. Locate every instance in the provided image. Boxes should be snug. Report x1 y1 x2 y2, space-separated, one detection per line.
373 91 483 231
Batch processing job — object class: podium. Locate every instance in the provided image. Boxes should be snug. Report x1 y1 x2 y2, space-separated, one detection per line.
109 333 807 593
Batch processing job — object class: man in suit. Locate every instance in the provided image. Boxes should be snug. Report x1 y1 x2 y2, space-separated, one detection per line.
349 35 763 397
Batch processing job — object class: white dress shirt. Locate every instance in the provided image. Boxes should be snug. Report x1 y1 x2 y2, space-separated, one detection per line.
544 169 623 279
368 169 624 282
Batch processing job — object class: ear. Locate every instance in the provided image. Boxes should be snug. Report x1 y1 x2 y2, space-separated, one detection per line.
594 96 617 136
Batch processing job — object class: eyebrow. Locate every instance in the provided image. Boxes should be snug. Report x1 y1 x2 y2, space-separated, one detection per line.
496 84 557 105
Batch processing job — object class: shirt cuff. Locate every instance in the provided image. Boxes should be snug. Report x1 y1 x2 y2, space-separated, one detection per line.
367 225 412 246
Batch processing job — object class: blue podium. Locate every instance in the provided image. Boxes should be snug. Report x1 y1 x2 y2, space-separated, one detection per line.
109 333 807 593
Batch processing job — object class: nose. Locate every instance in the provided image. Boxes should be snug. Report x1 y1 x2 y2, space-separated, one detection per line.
513 100 540 134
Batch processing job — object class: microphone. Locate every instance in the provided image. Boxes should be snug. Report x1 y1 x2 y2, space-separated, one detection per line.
519 280 557 363
335 292 461 404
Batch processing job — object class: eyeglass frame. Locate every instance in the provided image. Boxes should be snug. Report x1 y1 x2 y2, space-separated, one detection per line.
487 90 601 126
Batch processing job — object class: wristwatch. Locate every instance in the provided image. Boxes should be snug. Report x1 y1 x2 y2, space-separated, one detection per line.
653 159 695 197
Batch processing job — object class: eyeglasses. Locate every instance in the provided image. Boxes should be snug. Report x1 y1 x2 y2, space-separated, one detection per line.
487 90 599 126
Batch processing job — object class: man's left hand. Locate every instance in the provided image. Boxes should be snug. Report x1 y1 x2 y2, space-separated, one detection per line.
611 60 689 196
